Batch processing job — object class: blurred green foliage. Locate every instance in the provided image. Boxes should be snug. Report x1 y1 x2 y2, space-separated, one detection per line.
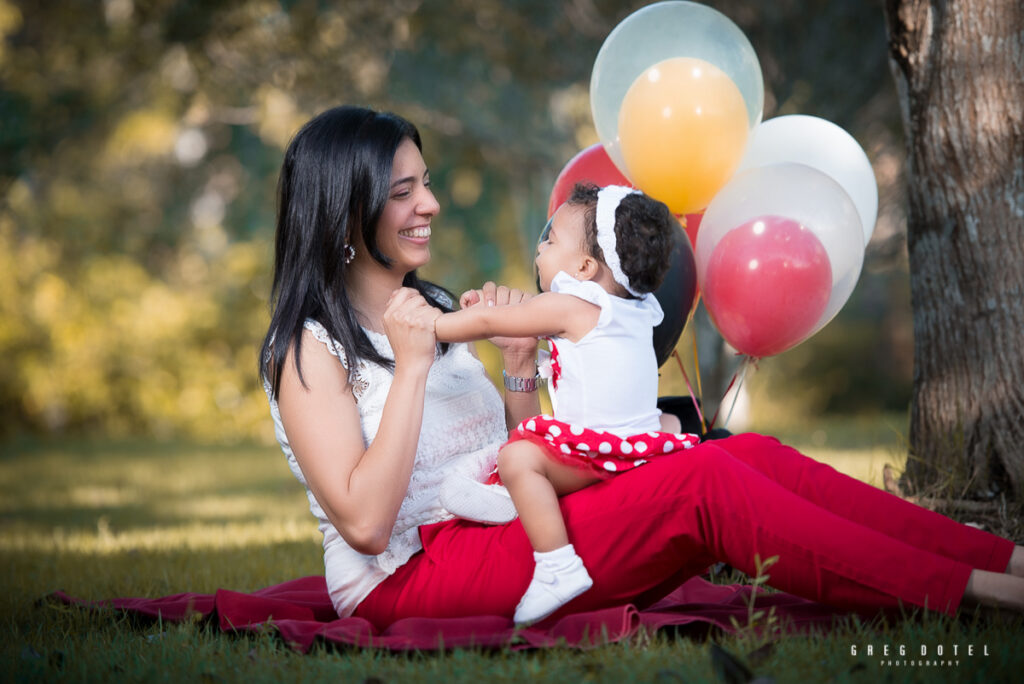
0 0 910 442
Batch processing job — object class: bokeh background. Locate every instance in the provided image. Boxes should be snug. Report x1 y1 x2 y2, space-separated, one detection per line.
0 0 912 448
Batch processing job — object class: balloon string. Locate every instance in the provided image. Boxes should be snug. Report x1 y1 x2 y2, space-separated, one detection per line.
706 360 743 430
688 291 704 410
691 326 703 407
721 356 752 430
671 349 706 436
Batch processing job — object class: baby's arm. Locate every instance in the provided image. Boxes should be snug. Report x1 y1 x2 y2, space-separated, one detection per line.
434 292 595 343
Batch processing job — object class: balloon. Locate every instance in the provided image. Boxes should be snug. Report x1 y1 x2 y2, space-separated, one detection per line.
548 145 705 253
535 217 696 368
548 144 631 218
618 57 749 214
591 1 763 176
696 163 865 340
737 115 878 244
652 225 698 367
679 211 703 252
701 216 831 358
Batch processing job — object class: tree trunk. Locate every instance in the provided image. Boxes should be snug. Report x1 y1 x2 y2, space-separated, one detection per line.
883 0 1024 502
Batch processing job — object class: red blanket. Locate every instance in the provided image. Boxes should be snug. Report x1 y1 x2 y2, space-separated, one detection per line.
53 575 842 652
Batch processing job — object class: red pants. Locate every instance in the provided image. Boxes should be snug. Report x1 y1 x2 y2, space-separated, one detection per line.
354 433 1014 628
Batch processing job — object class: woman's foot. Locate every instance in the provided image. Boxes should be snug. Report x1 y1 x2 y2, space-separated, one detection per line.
514 544 593 625
963 569 1024 613
1007 545 1024 578
439 474 518 524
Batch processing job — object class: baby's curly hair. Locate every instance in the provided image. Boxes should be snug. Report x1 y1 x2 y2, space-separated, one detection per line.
566 182 676 295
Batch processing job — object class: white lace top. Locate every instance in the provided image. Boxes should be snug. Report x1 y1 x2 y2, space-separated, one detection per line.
264 318 508 617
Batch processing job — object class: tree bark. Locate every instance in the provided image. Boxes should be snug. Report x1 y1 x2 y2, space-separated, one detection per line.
884 0 1024 502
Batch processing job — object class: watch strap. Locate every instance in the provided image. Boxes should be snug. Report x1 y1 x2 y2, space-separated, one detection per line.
502 370 540 392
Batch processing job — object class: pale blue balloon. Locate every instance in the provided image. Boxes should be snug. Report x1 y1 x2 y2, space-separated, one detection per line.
591 1 763 175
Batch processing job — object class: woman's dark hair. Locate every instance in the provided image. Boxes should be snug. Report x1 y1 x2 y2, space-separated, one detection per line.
260 105 452 398
567 182 675 295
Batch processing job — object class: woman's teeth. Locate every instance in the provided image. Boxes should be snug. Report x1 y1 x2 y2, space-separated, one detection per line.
399 227 431 238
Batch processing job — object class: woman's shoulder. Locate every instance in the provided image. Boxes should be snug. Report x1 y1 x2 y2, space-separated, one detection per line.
269 323 357 412
302 319 350 369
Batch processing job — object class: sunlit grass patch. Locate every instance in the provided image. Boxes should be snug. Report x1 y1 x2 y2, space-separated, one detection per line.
1 440 321 603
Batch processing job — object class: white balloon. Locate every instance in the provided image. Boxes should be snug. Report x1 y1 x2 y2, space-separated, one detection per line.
590 1 763 177
696 163 865 335
737 115 878 245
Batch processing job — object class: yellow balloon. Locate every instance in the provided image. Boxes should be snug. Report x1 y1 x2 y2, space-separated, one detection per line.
618 57 749 214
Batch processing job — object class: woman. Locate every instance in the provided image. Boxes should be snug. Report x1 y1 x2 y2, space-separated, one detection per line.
261 105 1024 628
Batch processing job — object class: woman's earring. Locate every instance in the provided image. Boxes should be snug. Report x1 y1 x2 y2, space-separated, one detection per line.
343 244 355 264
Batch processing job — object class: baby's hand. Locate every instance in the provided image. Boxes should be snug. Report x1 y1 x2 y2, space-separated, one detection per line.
459 281 532 309
458 282 537 357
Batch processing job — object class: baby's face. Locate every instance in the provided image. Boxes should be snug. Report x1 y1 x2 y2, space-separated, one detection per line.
535 203 588 291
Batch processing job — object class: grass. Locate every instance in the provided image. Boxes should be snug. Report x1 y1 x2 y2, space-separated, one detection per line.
2 432 1022 683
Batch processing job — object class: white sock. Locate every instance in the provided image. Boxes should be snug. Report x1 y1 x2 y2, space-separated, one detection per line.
534 543 578 567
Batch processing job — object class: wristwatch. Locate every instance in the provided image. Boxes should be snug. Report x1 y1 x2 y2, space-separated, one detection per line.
502 370 541 393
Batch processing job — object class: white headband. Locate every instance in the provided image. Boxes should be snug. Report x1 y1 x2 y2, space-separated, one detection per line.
595 185 642 297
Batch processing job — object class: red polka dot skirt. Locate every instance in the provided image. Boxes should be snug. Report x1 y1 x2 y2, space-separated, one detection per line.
504 414 699 477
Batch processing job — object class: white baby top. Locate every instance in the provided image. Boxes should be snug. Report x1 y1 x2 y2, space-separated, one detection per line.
264 318 508 618
544 271 664 437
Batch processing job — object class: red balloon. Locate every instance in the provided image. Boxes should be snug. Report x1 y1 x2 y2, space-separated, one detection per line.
548 144 631 218
702 216 832 358
678 211 703 252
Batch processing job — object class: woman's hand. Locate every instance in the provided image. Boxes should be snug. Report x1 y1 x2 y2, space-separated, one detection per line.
459 282 538 359
384 288 442 374
460 282 541 429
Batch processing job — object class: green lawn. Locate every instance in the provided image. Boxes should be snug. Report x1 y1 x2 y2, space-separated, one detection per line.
2 436 1021 683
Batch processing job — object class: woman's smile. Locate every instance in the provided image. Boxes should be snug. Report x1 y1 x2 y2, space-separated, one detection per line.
398 226 432 242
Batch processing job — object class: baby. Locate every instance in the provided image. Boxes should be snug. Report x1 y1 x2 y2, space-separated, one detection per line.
432 183 697 624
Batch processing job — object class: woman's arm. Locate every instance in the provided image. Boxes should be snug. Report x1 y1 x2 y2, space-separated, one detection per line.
500 342 543 429
276 289 437 556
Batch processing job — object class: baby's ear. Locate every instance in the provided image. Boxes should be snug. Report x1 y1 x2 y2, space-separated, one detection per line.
577 255 600 281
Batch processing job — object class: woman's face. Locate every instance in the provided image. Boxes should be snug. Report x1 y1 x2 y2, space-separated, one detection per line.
535 203 588 291
372 137 440 273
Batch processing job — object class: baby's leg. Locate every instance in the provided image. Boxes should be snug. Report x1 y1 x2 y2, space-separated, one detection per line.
497 441 600 624
659 412 682 434
497 441 603 551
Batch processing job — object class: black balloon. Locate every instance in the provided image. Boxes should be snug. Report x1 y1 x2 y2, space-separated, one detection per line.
651 225 698 366
535 219 697 368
